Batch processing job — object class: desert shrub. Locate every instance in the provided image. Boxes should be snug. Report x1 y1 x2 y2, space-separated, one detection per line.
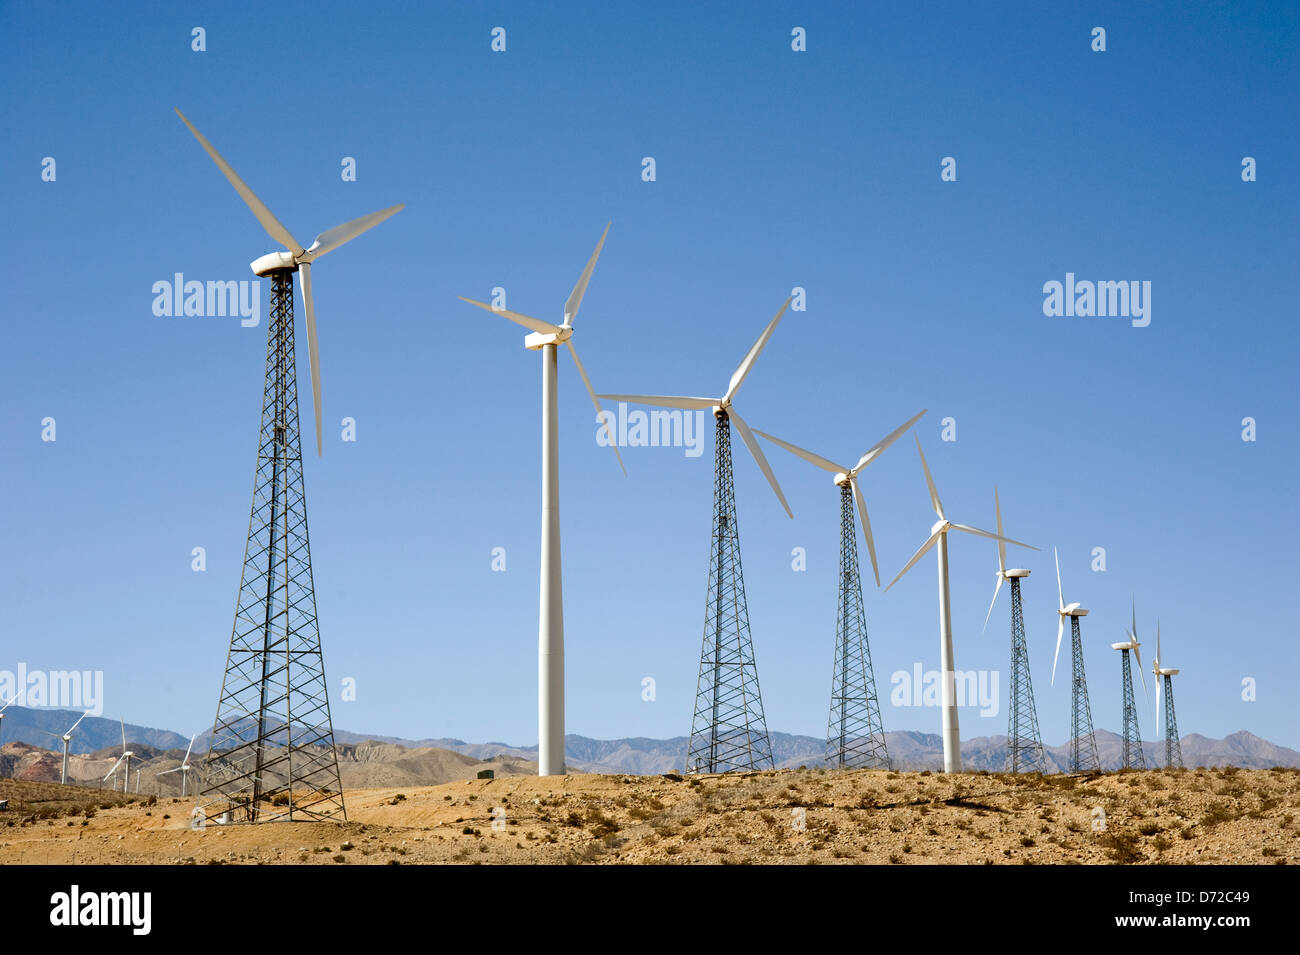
1100 832 1144 864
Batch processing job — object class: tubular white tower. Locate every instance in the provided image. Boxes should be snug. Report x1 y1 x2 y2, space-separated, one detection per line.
459 224 624 777
157 735 198 796
539 342 564 775
886 437 1036 773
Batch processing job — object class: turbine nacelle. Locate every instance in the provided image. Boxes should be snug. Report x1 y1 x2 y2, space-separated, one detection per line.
601 295 797 516
251 250 299 276
930 518 951 536
753 409 927 587
523 324 575 350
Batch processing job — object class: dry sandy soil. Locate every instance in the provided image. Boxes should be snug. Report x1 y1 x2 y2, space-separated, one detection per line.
2 767 1296 865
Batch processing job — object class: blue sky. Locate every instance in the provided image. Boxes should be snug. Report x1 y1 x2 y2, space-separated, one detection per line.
2 1 1297 752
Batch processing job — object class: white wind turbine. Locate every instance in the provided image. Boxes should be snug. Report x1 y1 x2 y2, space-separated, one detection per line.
1151 623 1185 768
885 437 1037 772
1050 546 1088 686
103 721 135 794
599 296 797 517
0 689 25 744
754 408 929 586
458 224 625 777
980 487 1031 634
175 108 404 455
156 735 198 797
47 711 92 785
1111 603 1149 701
1152 624 1180 733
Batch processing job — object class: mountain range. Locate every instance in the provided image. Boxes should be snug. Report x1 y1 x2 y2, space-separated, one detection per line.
1 706 1296 776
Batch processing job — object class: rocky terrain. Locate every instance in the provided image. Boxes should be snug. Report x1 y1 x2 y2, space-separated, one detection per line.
1 766 1295 865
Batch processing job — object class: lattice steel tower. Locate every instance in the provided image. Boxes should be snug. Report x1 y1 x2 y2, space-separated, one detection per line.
826 482 889 769
1152 625 1184 769
1115 646 1146 770
201 270 346 822
1049 548 1100 772
1066 616 1101 772
1160 674 1183 768
687 412 774 773
1005 576 1046 773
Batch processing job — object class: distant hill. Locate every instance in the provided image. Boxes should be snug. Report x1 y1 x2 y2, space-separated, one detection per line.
0 706 189 755
3 706 1296 779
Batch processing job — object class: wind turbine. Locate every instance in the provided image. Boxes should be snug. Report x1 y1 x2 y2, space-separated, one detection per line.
1151 624 1184 769
1110 601 1149 769
885 437 1037 773
755 408 927 769
50 711 92 785
1050 548 1100 772
102 721 135 794
978 488 1044 773
459 224 624 777
157 735 198 796
0 689 24 744
175 107 403 456
176 108 387 822
601 298 795 773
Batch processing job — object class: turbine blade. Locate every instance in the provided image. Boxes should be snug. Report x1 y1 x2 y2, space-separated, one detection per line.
184 735 196 762
458 297 560 337
68 710 91 735
596 393 716 410
120 719 126 753
1054 546 1065 613
994 487 1006 574
103 755 126 782
300 262 324 456
563 221 610 324
981 576 1003 635
156 767 182 776
729 409 793 519
852 477 881 588
566 341 625 476
1051 615 1064 686
304 204 404 261
174 108 303 255
950 523 1039 550
885 529 943 592
751 428 846 475
1134 643 1148 703
852 408 928 473
724 297 792 404
915 435 944 520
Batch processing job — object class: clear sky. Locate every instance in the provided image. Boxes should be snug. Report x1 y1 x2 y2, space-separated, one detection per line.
2 1 1297 751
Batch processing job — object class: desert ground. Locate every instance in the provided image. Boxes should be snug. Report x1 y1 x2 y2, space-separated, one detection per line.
1 766 1296 865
